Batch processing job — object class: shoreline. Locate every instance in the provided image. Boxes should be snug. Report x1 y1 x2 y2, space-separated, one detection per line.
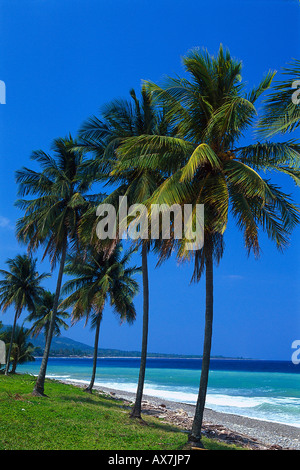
62 379 300 450
39 355 288 361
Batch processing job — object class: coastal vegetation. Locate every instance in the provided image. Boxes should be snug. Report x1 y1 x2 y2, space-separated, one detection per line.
0 46 299 449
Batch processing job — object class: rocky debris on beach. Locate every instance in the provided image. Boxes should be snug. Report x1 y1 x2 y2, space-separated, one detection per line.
138 400 290 450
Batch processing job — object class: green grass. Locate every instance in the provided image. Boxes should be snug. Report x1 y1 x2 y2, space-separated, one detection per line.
0 374 244 450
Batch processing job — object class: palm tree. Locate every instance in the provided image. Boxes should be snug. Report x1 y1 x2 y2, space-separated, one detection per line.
26 290 69 342
0 254 49 375
117 45 300 445
15 136 101 396
61 243 140 393
78 86 174 416
0 325 36 373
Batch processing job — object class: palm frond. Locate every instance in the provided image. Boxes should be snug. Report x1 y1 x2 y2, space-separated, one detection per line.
257 59 300 137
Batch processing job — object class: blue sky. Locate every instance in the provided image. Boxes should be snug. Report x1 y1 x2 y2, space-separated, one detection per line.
0 0 299 360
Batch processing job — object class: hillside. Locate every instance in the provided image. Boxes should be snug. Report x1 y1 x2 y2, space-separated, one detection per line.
1 325 203 358
32 335 203 358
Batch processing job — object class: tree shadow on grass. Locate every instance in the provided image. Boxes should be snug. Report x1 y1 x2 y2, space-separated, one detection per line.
58 392 133 411
59 393 186 436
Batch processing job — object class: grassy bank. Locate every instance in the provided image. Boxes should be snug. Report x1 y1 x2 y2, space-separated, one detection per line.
0 374 243 450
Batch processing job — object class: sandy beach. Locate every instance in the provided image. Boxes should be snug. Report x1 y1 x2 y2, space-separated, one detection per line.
63 379 300 450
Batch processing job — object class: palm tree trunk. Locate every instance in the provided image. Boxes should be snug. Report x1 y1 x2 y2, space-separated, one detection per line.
85 310 102 393
189 246 214 447
130 242 149 419
5 308 19 375
32 236 68 396
11 354 18 374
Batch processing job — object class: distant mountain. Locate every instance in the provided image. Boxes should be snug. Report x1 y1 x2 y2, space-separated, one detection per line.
31 334 204 358
1 324 94 356
0 324 203 358
31 334 96 356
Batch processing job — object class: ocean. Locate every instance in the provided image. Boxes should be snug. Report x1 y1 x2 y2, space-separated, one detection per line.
18 357 300 428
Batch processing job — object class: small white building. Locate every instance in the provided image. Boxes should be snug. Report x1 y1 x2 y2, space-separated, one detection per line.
0 340 6 365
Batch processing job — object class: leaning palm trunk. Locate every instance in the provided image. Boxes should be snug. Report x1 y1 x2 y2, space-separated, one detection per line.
189 246 214 447
5 309 19 375
11 349 19 374
85 311 102 393
130 242 149 418
32 238 68 396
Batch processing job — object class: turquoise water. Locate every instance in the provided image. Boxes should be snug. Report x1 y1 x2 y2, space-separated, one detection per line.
18 357 300 428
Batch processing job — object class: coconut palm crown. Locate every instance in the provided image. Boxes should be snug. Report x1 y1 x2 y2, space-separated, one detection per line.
0 254 49 374
61 243 140 392
25 290 69 341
